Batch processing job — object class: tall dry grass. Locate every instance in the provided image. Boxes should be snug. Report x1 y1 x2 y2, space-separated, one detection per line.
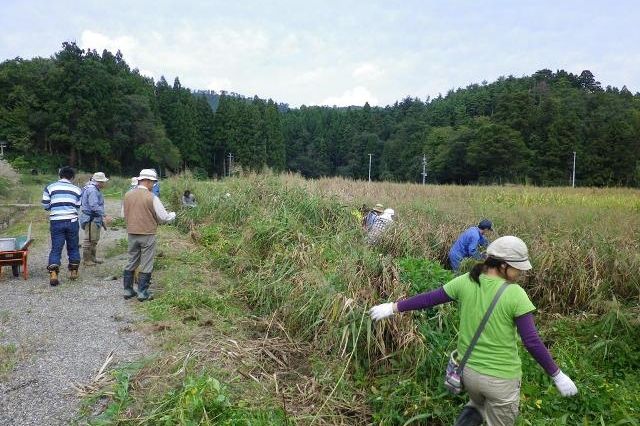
299 176 640 312
158 172 640 424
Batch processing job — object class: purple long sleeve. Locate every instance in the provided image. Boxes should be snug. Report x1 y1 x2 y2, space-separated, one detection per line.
515 313 559 376
397 287 453 312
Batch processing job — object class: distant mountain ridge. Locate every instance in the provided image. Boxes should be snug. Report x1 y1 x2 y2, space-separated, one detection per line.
194 89 289 113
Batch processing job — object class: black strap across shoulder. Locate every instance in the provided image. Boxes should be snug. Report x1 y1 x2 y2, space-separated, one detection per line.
457 282 509 374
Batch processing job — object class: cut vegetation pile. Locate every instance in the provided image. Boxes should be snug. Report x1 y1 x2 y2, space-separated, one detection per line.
97 173 640 425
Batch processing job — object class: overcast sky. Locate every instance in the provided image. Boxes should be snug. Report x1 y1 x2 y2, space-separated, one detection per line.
1 1 639 107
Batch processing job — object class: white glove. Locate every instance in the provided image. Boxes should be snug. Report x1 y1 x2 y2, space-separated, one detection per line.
167 212 176 222
369 303 395 321
552 370 578 397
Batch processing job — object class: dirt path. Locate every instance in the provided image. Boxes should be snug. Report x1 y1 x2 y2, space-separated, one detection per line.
0 199 151 425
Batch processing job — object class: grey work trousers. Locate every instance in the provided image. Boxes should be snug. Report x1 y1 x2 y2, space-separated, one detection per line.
125 234 156 274
463 366 521 426
83 222 102 249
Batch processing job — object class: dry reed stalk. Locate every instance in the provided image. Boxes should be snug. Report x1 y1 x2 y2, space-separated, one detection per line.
71 350 115 397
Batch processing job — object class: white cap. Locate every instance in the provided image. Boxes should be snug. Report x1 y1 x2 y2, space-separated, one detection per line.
137 169 158 181
379 208 395 220
91 172 109 182
487 236 532 271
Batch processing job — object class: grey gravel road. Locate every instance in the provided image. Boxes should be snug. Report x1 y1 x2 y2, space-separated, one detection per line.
0 200 151 425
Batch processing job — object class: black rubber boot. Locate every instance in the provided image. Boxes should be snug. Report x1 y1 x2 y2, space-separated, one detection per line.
123 270 136 299
136 272 153 302
47 264 60 287
454 406 483 426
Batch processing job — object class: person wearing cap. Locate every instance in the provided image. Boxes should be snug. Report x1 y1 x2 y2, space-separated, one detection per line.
448 219 493 272
366 208 395 245
80 172 110 266
151 170 160 197
182 190 197 208
364 203 384 230
122 169 176 301
129 177 138 191
370 236 578 426
42 166 82 286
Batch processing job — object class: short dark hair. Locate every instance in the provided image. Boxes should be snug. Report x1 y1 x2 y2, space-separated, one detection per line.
184 190 191 197
58 166 75 180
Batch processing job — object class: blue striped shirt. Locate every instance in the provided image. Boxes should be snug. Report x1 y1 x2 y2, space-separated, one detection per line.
42 179 82 221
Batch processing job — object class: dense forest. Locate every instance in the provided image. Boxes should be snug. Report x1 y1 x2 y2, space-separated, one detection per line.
1 42 640 186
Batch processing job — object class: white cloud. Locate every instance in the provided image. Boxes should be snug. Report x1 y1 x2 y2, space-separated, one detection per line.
319 86 379 107
352 63 384 81
79 30 136 55
137 68 156 79
276 33 301 55
294 67 328 84
206 77 233 91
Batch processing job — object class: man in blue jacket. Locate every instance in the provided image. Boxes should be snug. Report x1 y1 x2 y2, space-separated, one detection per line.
80 172 109 266
448 219 492 271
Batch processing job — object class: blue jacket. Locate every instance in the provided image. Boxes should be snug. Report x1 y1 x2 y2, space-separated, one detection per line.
448 226 487 271
79 182 105 229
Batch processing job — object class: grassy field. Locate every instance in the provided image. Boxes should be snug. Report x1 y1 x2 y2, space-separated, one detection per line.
69 173 639 425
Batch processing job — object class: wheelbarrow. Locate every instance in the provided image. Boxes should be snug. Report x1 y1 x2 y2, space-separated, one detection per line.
0 224 33 280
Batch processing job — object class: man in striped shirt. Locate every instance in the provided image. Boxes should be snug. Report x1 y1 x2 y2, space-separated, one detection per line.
42 166 82 286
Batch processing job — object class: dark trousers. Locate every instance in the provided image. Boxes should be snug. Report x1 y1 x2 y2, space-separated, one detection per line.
48 219 80 267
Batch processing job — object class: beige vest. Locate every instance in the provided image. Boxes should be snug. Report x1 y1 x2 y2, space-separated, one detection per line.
124 188 158 235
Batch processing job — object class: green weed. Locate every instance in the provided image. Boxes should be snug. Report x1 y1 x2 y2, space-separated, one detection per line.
156 173 639 425
0 343 18 379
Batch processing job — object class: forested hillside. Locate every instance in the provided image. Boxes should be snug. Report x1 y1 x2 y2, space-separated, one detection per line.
1 43 640 186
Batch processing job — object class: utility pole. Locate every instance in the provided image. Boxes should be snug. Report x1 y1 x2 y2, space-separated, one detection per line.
572 151 576 188
368 153 372 182
421 154 427 185
228 152 234 177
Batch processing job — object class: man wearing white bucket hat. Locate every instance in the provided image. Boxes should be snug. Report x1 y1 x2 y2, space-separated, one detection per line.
122 169 176 301
80 172 110 266
370 236 578 426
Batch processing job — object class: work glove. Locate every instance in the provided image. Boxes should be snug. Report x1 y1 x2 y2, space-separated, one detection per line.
369 303 395 321
552 370 578 397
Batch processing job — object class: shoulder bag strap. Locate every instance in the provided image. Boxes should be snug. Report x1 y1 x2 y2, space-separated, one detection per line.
457 282 509 374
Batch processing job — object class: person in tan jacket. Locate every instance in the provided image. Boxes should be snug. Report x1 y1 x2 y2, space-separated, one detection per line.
122 169 175 301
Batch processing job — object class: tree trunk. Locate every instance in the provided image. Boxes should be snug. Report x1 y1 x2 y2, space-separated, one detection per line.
69 148 77 167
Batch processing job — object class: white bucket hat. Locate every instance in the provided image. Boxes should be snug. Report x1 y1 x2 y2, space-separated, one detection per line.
137 169 158 181
380 208 395 220
91 172 109 182
487 236 532 271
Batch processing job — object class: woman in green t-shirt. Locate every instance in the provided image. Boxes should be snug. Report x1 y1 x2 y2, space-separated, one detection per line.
370 236 578 426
